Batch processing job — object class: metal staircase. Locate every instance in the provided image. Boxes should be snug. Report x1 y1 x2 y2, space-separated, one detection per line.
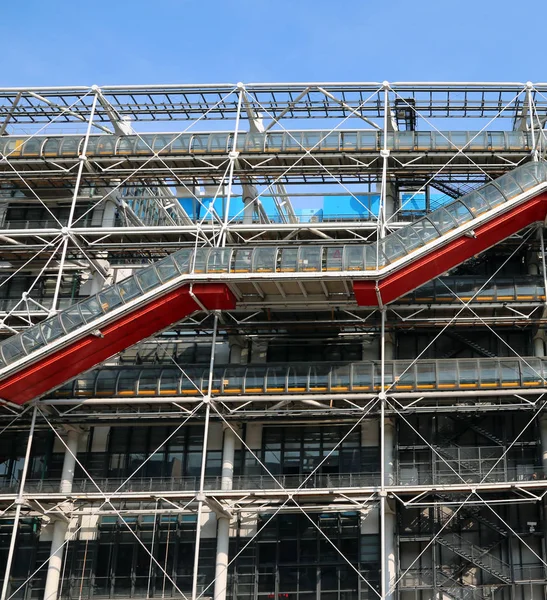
437 533 512 584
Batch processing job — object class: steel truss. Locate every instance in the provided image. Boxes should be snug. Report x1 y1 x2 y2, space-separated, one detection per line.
2 81 547 600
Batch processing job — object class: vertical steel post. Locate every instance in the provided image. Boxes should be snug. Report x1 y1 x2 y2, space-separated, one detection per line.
0 404 38 600
191 313 219 600
50 89 99 314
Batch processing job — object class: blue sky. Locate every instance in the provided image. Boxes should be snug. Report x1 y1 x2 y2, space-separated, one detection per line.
2 0 547 86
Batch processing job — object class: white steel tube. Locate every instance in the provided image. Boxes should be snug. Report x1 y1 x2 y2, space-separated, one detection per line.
0 405 38 600
43 429 79 600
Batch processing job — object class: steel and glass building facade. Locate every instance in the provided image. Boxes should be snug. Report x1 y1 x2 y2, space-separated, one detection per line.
1 81 547 600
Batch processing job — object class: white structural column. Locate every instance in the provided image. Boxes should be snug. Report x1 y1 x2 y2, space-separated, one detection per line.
43 429 79 600
214 425 236 600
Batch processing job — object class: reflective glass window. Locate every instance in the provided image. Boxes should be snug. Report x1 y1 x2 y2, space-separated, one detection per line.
489 132 506 149
253 247 276 272
411 218 440 243
21 327 45 354
1 340 26 364
343 246 365 271
191 134 208 152
467 132 487 150
266 367 287 392
496 173 523 198
381 234 407 263
512 163 541 190
96 371 117 396
170 134 191 153
156 256 181 283
179 367 202 394
284 132 303 151
43 137 62 156
462 190 491 216
153 135 172 154
395 131 414 150
79 296 104 322
359 131 378 150
245 133 265 152
191 248 209 273
116 138 133 155
443 200 473 226
341 132 358 150
279 248 298 272
159 369 180 395
394 362 415 390
98 288 123 312
321 133 340 151
136 266 161 291
330 365 350 391
415 132 431 149
506 131 526 150
96 137 115 155
521 359 543 386
428 208 457 234
459 360 478 387
208 134 230 153
287 366 308 391
40 316 65 343
207 249 232 273
500 360 520 387
302 132 321 150
353 363 373 390
479 360 499 387
397 226 423 253
21 138 42 156
233 248 253 272
309 366 330 390
265 133 283 151
138 369 161 395
416 362 435 388
117 369 139 395
449 131 468 149
298 247 322 272
364 243 381 269
245 367 266 392
60 306 84 333
480 183 506 208
173 249 192 274
223 368 245 393
118 277 141 302
438 361 457 389
325 247 343 271
495 279 515 301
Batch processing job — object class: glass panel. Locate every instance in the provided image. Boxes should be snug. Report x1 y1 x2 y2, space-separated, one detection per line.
207 249 232 273
462 190 491 216
117 369 139 395
159 368 180 395
223 368 245 393
42 137 62 156
416 362 435 388
233 248 253 272
253 247 276 272
266 367 286 392
321 133 340 150
500 360 520 387
170 134 191 153
459 360 478 388
512 162 542 190
330 365 350 391
341 132 358 150
156 255 181 283
287 366 308 391
245 133 265 152
352 363 372 390
359 131 378 150
244 367 266 392
118 277 141 302
411 218 440 243
381 234 407 263
135 266 161 292
298 247 322 272
21 327 46 354
279 248 298 272
191 248 209 273
98 288 123 313
428 208 457 234
443 200 474 226
489 132 505 150
394 362 415 390
208 134 230 153
309 365 330 390
364 243 381 269
438 361 457 389
343 246 365 271
467 132 487 150
396 226 423 253
40 316 65 343
495 173 523 198
79 296 104 323
284 132 303 151
521 358 543 386
191 134 208 152
479 360 499 387
60 305 84 333
172 249 192 273
480 183 506 208
325 247 343 271
138 369 161 395
265 133 283 151
395 131 414 151
302 131 321 150
1 340 26 364
153 135 172 153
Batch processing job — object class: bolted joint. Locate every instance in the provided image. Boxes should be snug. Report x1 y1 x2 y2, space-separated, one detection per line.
380 149 390 158
229 150 239 160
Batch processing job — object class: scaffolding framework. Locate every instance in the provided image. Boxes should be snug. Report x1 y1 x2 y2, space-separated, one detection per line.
1 82 547 600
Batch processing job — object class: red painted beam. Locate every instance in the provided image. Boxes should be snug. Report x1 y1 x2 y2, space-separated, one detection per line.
0 283 236 405
353 194 547 306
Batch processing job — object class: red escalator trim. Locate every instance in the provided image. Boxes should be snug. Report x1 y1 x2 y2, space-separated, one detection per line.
0 283 236 405
353 194 547 306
